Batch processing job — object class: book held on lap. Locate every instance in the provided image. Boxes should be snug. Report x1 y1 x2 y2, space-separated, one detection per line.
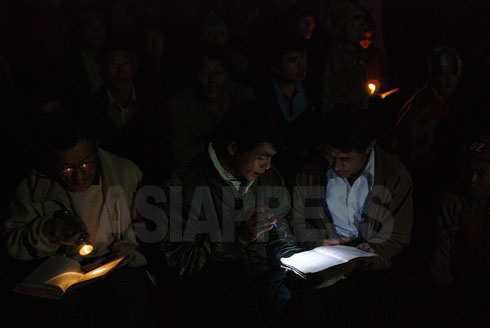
13 255 125 300
280 245 382 281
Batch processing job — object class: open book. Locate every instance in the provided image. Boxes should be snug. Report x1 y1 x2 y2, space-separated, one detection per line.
280 245 382 281
13 256 125 300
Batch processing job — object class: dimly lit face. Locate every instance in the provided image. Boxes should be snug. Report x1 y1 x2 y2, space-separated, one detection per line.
143 27 165 57
197 56 229 98
461 157 490 203
296 15 316 40
323 145 372 179
433 73 459 99
230 142 277 182
54 139 98 192
339 14 368 46
82 17 106 48
103 50 137 89
360 30 374 49
273 50 307 83
203 30 228 47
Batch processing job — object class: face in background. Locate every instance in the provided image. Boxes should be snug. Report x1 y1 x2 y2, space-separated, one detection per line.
460 157 490 203
433 73 459 99
197 56 229 98
323 142 374 179
143 27 165 58
360 30 374 50
102 50 137 89
337 13 368 46
295 15 316 40
273 50 308 83
54 138 98 192
228 142 277 182
81 17 106 48
108 1 134 33
202 29 228 48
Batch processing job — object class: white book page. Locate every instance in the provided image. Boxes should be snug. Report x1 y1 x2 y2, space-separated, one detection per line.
314 245 379 262
280 248 345 274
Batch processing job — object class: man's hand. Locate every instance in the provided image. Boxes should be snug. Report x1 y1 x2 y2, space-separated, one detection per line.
357 242 375 253
236 206 277 244
45 210 87 245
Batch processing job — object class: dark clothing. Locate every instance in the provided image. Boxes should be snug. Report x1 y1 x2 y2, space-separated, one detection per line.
161 152 301 277
160 151 302 325
293 146 413 270
252 75 321 184
320 42 369 112
85 85 171 184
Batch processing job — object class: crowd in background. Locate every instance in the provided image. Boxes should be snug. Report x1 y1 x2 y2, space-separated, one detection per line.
1 0 490 327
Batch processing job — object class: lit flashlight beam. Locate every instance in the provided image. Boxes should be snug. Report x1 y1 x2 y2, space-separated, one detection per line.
378 87 400 99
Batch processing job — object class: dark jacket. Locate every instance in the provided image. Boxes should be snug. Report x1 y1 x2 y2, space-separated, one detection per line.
252 75 321 184
292 145 413 270
161 152 302 278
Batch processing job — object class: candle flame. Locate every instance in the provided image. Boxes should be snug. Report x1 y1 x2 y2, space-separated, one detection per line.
368 83 376 95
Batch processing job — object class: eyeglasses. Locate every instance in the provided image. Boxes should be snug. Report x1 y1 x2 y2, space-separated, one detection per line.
57 160 97 177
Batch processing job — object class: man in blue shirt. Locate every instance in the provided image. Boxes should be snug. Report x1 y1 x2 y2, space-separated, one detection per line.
286 104 413 327
253 33 319 183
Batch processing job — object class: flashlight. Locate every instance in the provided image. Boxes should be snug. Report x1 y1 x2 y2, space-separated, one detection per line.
53 209 94 256
77 233 94 256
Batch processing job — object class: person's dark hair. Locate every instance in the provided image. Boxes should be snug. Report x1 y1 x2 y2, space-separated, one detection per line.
320 103 375 153
266 33 307 68
210 102 284 156
96 38 137 67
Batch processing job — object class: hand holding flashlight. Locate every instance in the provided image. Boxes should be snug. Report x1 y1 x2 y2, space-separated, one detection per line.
47 210 93 255
236 206 277 244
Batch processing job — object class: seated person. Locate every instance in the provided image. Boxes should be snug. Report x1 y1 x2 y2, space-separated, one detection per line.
288 104 413 327
392 45 463 178
320 1 371 112
159 104 302 327
430 135 490 284
166 46 253 167
293 103 413 265
253 33 319 183
3 109 155 328
427 135 490 326
86 38 169 184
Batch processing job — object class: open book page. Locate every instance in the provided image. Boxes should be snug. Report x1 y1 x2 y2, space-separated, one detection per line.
281 249 343 275
314 245 379 262
22 256 82 289
44 272 84 293
76 256 125 284
280 245 380 276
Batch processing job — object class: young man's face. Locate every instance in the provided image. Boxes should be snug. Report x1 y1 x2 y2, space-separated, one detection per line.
433 73 459 99
197 56 229 98
54 139 98 192
296 15 316 40
323 143 373 179
103 50 137 89
338 14 368 46
230 142 277 182
273 50 307 83
461 157 490 203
